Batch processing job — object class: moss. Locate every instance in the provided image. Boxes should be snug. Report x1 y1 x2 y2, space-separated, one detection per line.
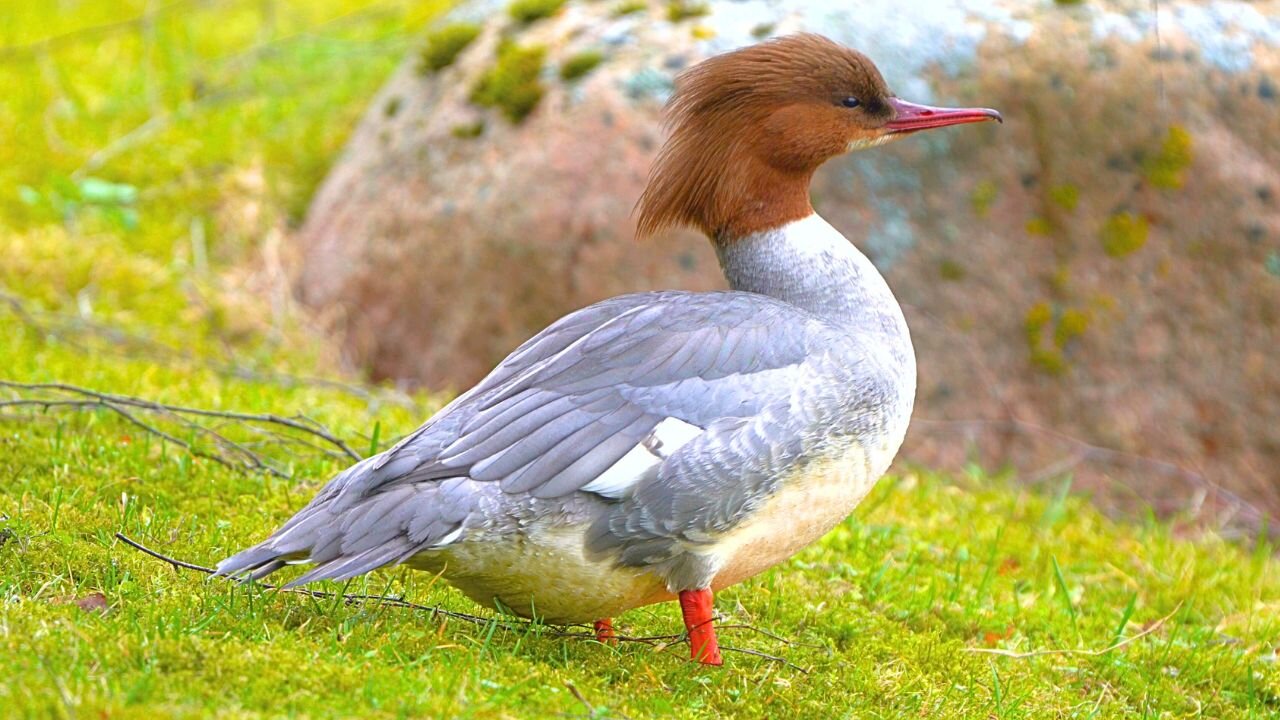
666 0 709 22
970 180 997 218
1101 211 1149 257
419 23 482 74
471 43 547 123
1143 125 1193 190
937 258 966 281
450 121 486 139
750 22 775 39
1025 301 1052 347
382 96 403 118
1049 183 1079 212
559 50 604 81
1025 216 1052 236
1054 308 1090 348
610 0 647 16
1049 266 1071 295
507 0 567 24
1025 301 1073 374
1031 347 1068 374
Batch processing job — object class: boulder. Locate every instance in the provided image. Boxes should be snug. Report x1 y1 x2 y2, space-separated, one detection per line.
296 0 1280 531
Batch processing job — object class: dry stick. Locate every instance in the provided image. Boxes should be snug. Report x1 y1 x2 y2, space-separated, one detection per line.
1 396 294 479
715 622 826 650
964 602 1183 659
115 532 805 670
5 381 361 461
563 682 595 715
0 380 361 466
0 396 292 478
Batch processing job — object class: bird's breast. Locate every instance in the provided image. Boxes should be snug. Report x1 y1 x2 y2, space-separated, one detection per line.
708 423 908 590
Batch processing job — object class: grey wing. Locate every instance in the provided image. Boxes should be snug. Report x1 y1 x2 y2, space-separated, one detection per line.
217 290 825 584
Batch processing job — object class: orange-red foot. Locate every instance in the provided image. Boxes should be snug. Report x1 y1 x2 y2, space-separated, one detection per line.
678 588 723 666
593 618 617 645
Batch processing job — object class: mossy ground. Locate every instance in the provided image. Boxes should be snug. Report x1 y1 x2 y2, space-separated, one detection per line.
2 3 1279 718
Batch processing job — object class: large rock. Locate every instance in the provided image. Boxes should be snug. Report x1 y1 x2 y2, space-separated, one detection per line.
296 0 1280 531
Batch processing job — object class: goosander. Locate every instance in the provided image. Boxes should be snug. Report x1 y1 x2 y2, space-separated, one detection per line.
218 33 1001 666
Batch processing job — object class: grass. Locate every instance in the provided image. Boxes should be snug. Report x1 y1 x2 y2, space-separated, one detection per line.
2 2 1279 718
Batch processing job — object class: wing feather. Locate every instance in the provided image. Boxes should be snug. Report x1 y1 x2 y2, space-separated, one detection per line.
218 290 831 586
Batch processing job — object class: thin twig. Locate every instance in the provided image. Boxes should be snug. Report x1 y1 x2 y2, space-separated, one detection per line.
716 623 828 651
965 602 1183 659
0 381 363 480
718 644 809 673
115 532 806 669
2 382 361 461
564 682 594 715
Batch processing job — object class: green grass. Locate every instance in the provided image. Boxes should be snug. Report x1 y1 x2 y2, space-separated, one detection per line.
2 2 1279 718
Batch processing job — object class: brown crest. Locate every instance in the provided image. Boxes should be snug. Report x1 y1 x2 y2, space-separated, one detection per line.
635 34 897 242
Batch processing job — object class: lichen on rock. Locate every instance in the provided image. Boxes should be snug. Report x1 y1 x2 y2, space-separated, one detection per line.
1100 212 1150 257
471 42 548 122
1143 125 1194 190
560 50 604 81
507 0 567 24
419 23 482 73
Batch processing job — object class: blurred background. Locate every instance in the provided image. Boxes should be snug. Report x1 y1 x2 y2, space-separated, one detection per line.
3 0 1278 537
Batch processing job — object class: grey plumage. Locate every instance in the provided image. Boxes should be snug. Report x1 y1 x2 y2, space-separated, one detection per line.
218 216 915 602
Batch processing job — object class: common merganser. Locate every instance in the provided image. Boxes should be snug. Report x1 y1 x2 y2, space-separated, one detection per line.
218 33 1001 666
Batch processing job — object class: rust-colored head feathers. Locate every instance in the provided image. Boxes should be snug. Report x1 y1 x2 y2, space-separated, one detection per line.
635 33 1001 242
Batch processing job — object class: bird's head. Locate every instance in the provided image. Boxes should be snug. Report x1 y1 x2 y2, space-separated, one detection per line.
636 33 1002 241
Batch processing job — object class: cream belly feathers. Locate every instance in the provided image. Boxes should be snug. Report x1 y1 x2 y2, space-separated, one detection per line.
410 406 911 623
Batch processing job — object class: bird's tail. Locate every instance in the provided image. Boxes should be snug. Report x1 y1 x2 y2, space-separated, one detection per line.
215 459 471 587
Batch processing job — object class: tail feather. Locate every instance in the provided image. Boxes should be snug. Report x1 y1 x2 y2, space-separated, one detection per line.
215 477 475 588
215 544 295 580
283 538 423 588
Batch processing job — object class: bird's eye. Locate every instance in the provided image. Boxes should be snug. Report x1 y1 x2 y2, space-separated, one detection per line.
841 97 861 109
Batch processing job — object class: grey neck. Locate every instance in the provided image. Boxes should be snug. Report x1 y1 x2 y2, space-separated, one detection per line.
715 214 912 358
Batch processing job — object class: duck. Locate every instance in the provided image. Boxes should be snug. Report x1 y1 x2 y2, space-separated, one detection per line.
217 33 1001 666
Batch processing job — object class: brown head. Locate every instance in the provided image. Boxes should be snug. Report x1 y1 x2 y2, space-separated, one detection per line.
635 33 1001 242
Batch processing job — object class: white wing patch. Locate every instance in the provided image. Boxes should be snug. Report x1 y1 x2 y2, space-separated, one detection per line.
580 417 703 498
429 526 465 548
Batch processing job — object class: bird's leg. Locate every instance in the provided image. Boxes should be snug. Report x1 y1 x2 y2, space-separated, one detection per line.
593 618 617 644
678 588 723 666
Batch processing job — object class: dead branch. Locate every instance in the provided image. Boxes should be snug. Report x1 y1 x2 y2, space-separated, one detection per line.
0 380 363 479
